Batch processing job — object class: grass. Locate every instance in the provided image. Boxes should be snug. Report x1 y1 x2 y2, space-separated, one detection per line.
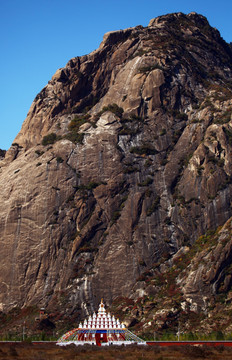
0 342 231 360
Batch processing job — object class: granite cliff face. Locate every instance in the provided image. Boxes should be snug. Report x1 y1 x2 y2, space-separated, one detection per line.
1 12 232 333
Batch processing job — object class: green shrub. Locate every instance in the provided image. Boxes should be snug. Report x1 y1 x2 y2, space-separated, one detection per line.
197 165 204 176
146 196 160 216
119 124 140 136
191 118 200 123
135 49 150 57
127 240 134 246
144 159 152 168
223 127 232 145
218 158 225 167
200 98 215 111
97 103 124 119
176 112 188 120
64 114 90 144
139 260 146 266
56 156 64 163
68 115 89 132
85 181 100 190
130 144 157 156
77 246 96 254
138 177 153 186
66 194 75 203
192 103 200 109
75 181 101 192
168 109 188 120
128 114 144 122
123 165 139 174
64 132 84 144
160 128 167 136
145 189 152 197
111 211 121 225
138 63 163 73
161 158 168 166
214 110 232 124
42 133 58 146
0 149 6 157
208 155 225 167
165 217 172 225
35 150 44 157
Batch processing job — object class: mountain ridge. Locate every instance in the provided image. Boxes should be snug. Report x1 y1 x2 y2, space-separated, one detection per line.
0 12 232 337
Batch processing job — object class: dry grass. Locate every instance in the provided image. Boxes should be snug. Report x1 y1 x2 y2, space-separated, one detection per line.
0 343 232 360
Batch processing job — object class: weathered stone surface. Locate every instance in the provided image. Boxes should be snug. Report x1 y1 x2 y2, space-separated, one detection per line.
0 12 232 330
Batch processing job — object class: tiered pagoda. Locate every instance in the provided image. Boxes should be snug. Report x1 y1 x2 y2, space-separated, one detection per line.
57 299 146 346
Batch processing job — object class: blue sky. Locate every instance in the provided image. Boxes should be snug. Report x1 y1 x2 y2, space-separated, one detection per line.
0 0 232 150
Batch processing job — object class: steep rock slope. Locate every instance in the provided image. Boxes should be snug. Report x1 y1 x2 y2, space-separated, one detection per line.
0 12 232 329
112 218 232 337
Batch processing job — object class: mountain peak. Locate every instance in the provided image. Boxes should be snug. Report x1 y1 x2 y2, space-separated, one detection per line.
0 13 232 338
148 11 209 27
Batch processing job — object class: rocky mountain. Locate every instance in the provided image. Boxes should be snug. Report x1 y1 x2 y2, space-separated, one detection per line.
1 12 232 336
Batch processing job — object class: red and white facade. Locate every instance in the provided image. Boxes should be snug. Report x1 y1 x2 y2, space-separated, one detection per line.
57 299 146 346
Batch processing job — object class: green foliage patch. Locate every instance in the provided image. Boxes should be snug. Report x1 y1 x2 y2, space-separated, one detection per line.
146 196 160 216
214 109 232 124
68 114 90 132
138 63 164 73
130 144 158 156
168 109 188 121
64 114 91 144
64 132 84 144
0 149 6 157
42 133 59 146
97 103 124 119
138 177 153 187
223 126 232 145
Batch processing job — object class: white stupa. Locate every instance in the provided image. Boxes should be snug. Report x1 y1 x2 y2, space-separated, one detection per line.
57 299 146 346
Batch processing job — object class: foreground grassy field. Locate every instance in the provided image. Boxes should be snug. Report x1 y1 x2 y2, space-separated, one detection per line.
0 342 232 360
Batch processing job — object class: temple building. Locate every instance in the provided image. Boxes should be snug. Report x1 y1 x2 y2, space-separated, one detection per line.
57 299 146 346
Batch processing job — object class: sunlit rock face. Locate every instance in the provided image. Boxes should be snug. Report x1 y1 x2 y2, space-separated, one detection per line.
0 12 232 318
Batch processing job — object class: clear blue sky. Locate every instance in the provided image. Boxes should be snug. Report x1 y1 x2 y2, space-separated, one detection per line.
0 0 231 150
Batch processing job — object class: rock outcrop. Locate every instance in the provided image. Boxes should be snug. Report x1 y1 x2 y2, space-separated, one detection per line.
0 12 232 333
